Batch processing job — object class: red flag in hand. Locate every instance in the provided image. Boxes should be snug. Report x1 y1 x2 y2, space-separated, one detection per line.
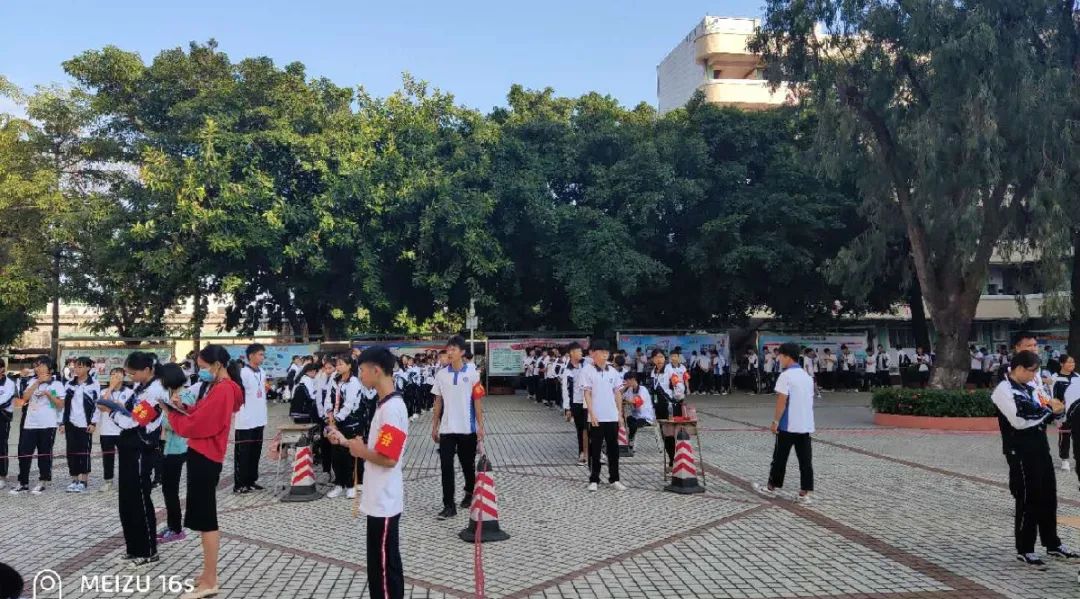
131 400 157 427
682 371 691 383
472 382 486 401
374 423 407 461
633 395 644 409
669 374 681 388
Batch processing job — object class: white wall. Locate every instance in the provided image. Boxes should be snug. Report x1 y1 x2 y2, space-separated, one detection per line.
657 33 703 114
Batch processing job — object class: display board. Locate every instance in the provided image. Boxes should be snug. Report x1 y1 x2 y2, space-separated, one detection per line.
616 334 730 362
223 343 319 379
488 338 590 376
59 345 175 378
757 332 869 361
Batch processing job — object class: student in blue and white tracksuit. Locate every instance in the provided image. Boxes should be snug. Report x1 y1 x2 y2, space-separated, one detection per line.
10 356 66 495
327 357 367 499
754 343 816 504
62 357 101 493
98 352 169 566
992 350 1079 569
0 360 18 490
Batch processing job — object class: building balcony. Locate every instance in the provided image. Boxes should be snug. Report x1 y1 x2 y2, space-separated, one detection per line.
695 31 758 63
699 80 791 110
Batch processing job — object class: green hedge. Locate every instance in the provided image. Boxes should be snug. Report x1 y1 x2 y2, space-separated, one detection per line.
871 387 997 418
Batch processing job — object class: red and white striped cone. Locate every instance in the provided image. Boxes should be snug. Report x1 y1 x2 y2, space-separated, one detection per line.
459 455 510 543
664 429 704 494
280 444 321 502
618 422 634 457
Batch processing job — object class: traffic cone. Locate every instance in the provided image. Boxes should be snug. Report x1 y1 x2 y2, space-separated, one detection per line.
618 423 634 457
664 429 704 494
280 444 321 502
459 455 510 543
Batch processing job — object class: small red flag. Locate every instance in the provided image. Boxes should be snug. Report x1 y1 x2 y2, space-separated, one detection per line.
471 382 486 401
633 395 644 409
683 371 691 383
131 400 157 427
669 374 681 388
374 423 407 461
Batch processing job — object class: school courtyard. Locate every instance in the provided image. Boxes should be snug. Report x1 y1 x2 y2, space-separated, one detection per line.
3 391 1079 599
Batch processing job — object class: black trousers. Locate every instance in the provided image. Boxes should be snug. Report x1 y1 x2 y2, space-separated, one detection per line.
332 443 362 489
17 427 56 485
1059 428 1072 461
768 432 814 492
876 371 890 388
321 436 334 477
589 422 620 484
1014 443 1061 554
65 425 93 477
627 416 648 444
366 514 404 599
571 404 588 454
101 435 119 481
439 433 476 507
118 444 158 557
233 426 263 489
162 453 186 533
0 416 10 478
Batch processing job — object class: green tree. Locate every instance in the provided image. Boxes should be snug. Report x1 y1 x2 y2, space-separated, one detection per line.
752 0 1070 387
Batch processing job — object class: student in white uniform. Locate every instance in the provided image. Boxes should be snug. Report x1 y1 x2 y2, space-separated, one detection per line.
327 346 407 599
561 342 588 465
874 345 891 388
9 356 65 495
97 367 129 493
327 356 366 499
0 359 16 490
235 343 268 494
754 343 816 504
581 340 626 492
1053 354 1079 473
646 349 677 470
62 356 101 493
99 351 169 567
431 335 485 519
623 372 654 451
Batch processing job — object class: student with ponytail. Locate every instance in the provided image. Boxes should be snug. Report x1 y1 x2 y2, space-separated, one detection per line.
164 344 244 599
326 355 365 500
96 351 168 567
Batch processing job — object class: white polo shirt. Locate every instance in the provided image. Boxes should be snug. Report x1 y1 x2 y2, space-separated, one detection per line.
581 363 622 422
361 392 409 518
236 365 268 430
433 362 480 434
23 377 66 429
775 366 815 434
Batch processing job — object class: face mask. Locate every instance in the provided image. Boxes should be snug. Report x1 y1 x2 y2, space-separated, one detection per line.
198 369 215 383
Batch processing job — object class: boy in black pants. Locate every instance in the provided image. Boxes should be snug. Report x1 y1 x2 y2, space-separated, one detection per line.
754 343 816 504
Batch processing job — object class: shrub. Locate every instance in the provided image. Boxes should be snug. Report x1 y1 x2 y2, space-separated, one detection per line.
871 387 996 418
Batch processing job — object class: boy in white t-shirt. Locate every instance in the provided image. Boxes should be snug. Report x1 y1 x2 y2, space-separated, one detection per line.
754 342 816 504
582 340 626 492
328 346 408 599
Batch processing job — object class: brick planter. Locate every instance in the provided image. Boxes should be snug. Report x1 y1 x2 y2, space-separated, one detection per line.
873 412 999 431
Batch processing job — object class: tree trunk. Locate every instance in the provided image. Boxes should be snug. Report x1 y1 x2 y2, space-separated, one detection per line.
50 249 61 360
1068 227 1080 358
192 285 206 355
907 275 931 351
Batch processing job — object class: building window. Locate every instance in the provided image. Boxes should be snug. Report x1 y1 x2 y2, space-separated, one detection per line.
888 326 916 350
712 69 722 80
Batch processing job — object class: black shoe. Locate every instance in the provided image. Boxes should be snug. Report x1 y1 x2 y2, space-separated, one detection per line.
459 494 473 509
1016 553 1048 570
250 483 265 491
233 486 251 495
128 554 159 568
1047 545 1080 560
437 505 457 520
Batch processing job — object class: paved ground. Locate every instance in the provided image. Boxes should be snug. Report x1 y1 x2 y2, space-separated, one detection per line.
3 390 1080 598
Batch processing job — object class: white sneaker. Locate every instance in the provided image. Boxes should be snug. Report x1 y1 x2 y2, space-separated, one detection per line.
0 479 6 490
1062 461 1072 472
99 481 114 493
65 481 79 493
30 483 46 495
611 481 628 491
72 482 87 493
409 414 418 422
587 482 598 492
795 493 814 505
9 484 28 495
346 486 357 499
326 486 343 499
752 482 778 498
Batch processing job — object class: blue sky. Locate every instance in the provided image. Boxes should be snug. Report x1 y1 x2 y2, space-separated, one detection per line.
1 0 765 114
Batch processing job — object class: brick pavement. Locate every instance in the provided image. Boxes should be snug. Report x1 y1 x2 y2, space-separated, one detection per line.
1 391 1079 598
